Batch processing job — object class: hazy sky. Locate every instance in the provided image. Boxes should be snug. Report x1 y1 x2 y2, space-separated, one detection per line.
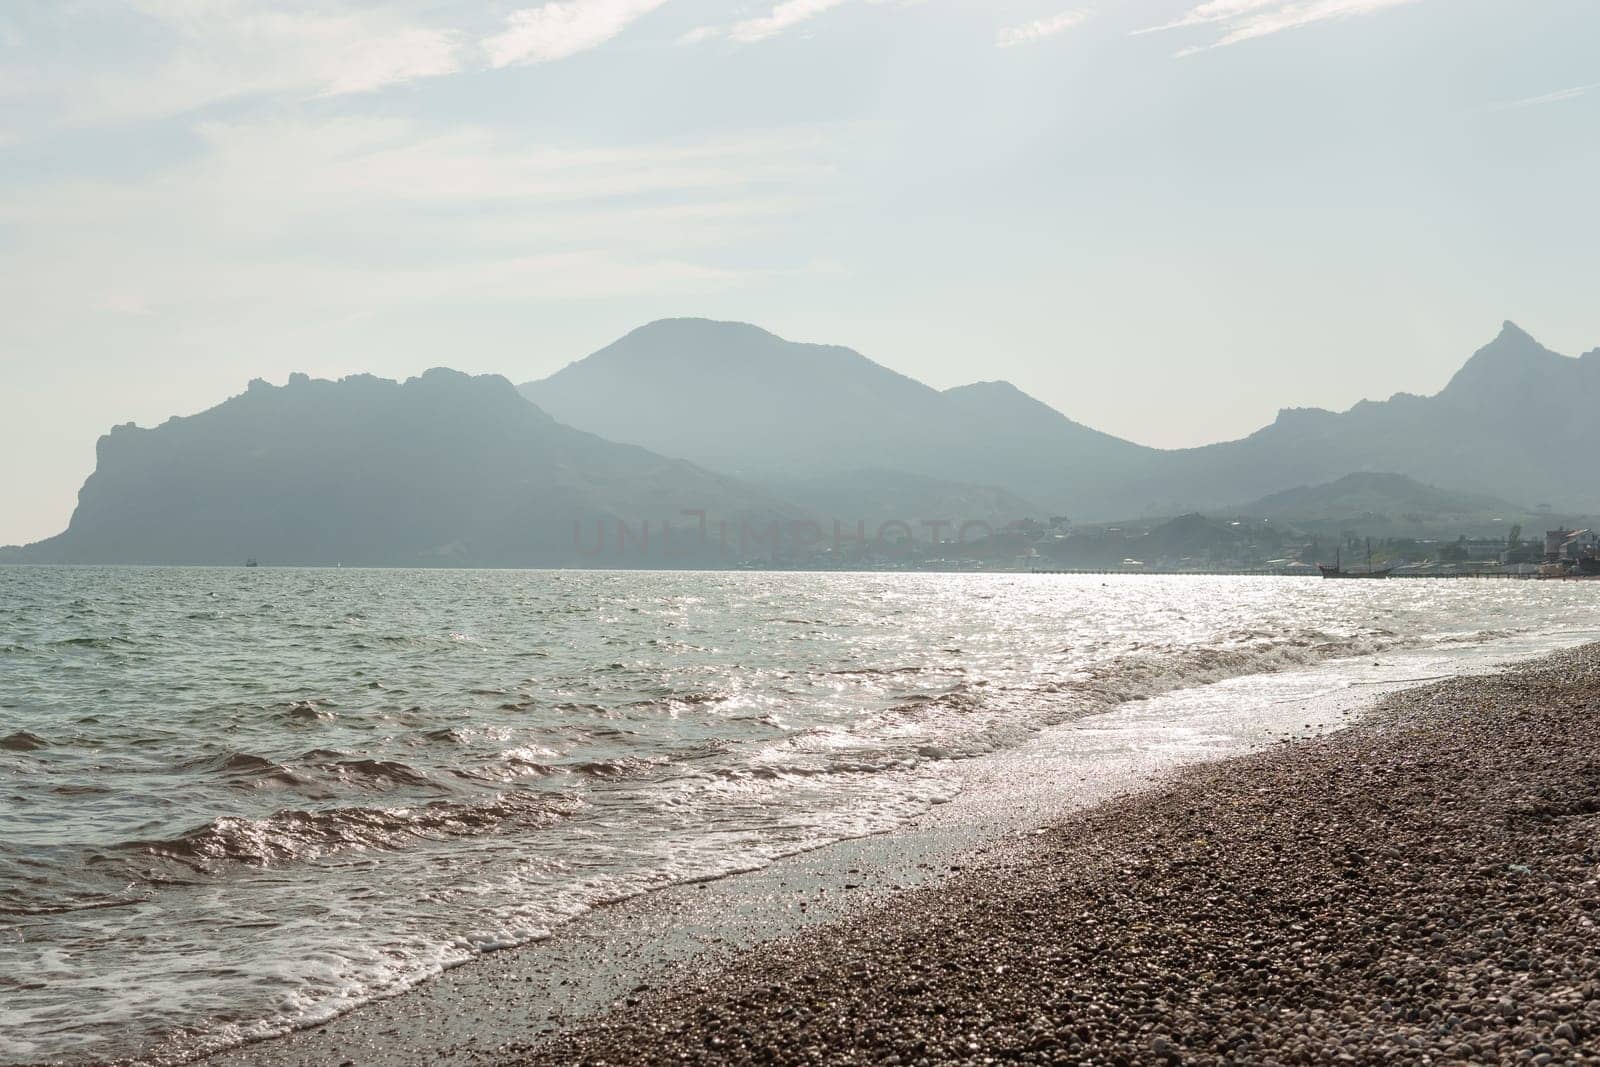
2 0 1597 545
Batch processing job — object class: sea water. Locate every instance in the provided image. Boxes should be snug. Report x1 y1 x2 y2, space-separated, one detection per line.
1 566 1593 1063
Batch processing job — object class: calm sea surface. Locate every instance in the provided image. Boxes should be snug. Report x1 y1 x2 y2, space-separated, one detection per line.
1 567 1594 1062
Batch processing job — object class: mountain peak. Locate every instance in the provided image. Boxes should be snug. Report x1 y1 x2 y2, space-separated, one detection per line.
943 379 1027 398
623 317 782 346
1479 319 1549 358
943 378 1070 419
561 318 862 378
520 318 1150 497
1439 320 1567 401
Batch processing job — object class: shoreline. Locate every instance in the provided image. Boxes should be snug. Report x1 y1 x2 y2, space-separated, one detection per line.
177 638 1587 1067
520 643 1600 1065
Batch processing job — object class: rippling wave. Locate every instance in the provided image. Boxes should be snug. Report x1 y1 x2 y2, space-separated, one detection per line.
118 791 579 869
0 730 51 752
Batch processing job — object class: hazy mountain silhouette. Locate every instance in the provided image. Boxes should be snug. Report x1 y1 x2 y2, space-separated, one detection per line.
13 369 787 567
1233 472 1550 539
1126 322 1600 517
525 319 942 478
525 318 1599 519
8 318 1595 570
523 319 1154 516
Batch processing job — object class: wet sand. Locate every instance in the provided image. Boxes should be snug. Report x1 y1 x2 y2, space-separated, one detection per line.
514 644 1600 1065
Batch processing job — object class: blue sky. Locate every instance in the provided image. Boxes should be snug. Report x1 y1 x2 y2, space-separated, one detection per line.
2 0 1597 545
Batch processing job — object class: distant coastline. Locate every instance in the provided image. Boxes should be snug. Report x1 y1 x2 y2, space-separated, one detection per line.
6 319 1600 568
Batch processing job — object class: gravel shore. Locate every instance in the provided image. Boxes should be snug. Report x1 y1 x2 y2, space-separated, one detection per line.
513 645 1600 1066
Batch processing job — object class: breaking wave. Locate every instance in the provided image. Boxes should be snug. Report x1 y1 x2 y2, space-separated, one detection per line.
1057 627 1418 712
120 791 579 870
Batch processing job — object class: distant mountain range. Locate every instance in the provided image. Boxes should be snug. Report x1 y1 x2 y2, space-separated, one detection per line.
1233 473 1552 539
4 317 1594 567
1131 321 1600 518
524 318 1600 521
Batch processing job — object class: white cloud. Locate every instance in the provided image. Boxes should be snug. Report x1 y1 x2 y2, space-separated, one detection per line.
14 0 695 121
728 0 852 43
996 9 1091 48
483 0 670 67
1135 0 1420 55
42 2 465 122
681 0 919 46
0 114 844 327
1488 84 1598 112
322 25 463 94
1133 0 1282 34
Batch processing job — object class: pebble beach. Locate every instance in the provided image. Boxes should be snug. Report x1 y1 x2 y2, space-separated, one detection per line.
511 645 1600 1065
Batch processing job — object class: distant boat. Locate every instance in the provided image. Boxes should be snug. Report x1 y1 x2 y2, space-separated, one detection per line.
1319 543 1390 580
244 558 259 568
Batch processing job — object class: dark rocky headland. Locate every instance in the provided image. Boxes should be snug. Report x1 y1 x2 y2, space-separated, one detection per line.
512 646 1600 1066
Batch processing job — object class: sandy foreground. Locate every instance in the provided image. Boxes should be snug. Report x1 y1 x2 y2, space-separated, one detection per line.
200 645 1600 1067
